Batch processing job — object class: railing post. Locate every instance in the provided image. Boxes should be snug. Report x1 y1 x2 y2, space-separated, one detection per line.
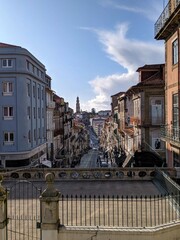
40 173 60 240
0 175 8 240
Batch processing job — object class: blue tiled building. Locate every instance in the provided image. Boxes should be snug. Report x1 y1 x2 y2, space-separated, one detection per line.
0 43 47 167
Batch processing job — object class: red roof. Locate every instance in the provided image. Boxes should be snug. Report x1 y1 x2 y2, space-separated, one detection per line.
0 42 20 48
136 64 165 72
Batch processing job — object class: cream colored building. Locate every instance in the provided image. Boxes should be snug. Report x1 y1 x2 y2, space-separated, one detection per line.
46 75 55 161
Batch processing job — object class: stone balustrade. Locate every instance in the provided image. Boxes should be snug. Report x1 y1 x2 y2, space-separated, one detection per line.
0 167 176 181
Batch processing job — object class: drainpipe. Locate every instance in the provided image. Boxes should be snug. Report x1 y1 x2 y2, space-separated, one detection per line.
178 28 180 129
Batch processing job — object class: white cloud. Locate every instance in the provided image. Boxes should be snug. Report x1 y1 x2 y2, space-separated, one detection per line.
99 0 163 22
97 23 164 71
81 23 164 112
81 71 137 111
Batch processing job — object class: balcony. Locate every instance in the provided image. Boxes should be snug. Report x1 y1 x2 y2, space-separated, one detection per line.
155 0 180 39
161 125 180 146
130 116 140 126
47 102 55 109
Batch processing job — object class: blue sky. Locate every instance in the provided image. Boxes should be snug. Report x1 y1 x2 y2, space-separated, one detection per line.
0 0 166 111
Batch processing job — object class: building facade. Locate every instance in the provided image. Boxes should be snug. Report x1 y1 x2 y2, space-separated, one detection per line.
46 74 55 162
0 43 47 167
155 0 180 167
92 117 106 138
100 64 165 167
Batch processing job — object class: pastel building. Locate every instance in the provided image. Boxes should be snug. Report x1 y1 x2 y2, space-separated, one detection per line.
0 43 47 167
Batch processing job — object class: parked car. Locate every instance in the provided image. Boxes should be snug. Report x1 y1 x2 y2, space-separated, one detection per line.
100 161 108 167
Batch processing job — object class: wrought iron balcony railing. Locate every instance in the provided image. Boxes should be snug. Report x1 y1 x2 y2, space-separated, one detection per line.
155 0 180 37
161 125 180 143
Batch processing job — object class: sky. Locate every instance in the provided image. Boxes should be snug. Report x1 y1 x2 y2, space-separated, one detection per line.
0 0 167 112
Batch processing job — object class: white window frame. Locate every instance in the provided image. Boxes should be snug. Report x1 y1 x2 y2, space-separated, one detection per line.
4 132 14 145
3 82 13 96
3 106 13 120
2 59 13 68
172 39 178 65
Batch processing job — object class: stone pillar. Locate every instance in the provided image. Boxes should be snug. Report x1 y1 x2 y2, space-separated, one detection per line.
40 173 60 240
0 175 8 240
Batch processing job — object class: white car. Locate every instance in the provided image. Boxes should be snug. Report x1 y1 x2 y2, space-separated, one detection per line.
100 161 108 167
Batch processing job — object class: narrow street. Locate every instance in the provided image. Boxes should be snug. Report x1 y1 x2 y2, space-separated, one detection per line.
77 149 99 168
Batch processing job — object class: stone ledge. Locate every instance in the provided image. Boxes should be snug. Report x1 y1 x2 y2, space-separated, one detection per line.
41 220 60 230
60 221 180 233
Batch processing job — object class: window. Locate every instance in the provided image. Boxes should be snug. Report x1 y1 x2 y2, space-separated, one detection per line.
41 71 43 79
38 128 40 139
172 93 179 140
42 87 44 100
42 108 44 118
33 85 36 98
4 132 14 145
38 108 40 118
172 39 178 65
151 102 162 125
3 107 13 120
27 83 30 96
3 82 13 96
28 130 31 143
32 65 35 73
37 87 40 99
2 59 13 68
26 61 30 70
42 127 45 139
33 107 36 119
27 106 31 119
34 129 36 141
173 94 178 127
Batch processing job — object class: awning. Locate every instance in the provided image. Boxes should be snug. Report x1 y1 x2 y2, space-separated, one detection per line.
105 148 110 153
41 160 52 168
122 154 133 167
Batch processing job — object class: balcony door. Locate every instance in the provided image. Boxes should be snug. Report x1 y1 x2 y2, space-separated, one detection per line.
151 99 163 125
172 93 179 140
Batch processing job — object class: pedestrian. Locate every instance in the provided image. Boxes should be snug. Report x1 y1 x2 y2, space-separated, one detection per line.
155 139 161 149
